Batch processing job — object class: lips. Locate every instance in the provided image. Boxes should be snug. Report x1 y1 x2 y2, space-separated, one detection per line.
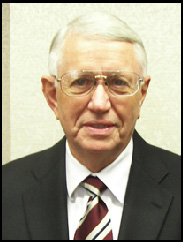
90 124 111 128
84 121 115 128
83 121 115 135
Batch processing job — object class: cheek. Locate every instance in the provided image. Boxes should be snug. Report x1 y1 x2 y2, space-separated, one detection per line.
112 97 140 126
56 93 88 129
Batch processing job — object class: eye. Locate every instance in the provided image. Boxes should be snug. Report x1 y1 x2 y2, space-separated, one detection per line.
71 76 93 89
114 79 124 86
110 78 129 87
75 78 87 86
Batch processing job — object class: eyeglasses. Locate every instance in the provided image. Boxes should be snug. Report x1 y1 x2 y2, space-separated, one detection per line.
56 70 144 97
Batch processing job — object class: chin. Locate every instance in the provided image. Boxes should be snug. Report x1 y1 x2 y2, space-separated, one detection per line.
81 139 119 152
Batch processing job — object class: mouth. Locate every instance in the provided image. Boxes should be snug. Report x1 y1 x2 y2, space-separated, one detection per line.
83 121 115 135
88 124 112 128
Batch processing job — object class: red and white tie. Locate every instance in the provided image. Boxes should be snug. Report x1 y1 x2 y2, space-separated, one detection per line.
74 176 113 240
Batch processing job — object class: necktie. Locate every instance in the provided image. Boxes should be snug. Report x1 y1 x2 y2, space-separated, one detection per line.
74 176 113 240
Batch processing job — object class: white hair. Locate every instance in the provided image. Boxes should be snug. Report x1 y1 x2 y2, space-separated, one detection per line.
48 12 147 78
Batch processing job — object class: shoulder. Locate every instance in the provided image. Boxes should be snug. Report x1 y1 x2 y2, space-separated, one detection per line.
133 130 181 188
146 142 181 184
148 139 180 172
133 130 180 165
2 137 66 191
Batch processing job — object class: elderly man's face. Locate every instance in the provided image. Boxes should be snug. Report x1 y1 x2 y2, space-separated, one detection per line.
47 35 149 163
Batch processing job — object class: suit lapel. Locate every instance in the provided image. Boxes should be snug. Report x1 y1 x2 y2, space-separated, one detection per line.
22 138 69 240
118 131 173 240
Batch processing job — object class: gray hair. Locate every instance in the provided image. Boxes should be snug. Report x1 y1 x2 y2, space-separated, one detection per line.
48 12 147 77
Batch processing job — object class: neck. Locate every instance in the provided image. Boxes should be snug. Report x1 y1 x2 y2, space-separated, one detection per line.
67 141 129 173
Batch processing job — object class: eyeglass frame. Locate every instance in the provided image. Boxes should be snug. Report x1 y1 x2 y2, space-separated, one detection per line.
55 70 144 97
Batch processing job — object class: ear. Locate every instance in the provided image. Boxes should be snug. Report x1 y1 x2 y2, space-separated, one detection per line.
139 75 151 107
138 75 151 119
41 75 59 119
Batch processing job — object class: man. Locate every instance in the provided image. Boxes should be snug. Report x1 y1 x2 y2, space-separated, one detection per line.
2 12 181 240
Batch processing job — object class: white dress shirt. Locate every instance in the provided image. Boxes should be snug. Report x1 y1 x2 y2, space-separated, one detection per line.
66 139 133 240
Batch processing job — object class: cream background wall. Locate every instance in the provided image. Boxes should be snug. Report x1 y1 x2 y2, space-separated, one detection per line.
3 3 181 164
2 3 10 164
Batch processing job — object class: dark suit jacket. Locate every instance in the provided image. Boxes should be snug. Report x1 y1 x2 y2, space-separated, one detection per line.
2 130 181 240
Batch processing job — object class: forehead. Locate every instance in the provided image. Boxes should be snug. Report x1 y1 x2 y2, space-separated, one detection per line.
59 35 140 75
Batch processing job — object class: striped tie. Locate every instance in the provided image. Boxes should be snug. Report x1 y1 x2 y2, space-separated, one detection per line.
74 176 113 240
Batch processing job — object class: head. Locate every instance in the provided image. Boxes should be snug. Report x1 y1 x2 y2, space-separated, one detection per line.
41 12 150 171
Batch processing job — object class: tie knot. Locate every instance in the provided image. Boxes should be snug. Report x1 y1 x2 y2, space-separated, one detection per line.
83 176 107 196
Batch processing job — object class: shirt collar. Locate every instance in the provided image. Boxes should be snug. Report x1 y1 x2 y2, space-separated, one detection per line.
66 139 133 204
66 141 91 198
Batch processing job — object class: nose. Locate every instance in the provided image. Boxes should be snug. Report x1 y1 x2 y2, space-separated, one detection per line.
87 82 111 113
